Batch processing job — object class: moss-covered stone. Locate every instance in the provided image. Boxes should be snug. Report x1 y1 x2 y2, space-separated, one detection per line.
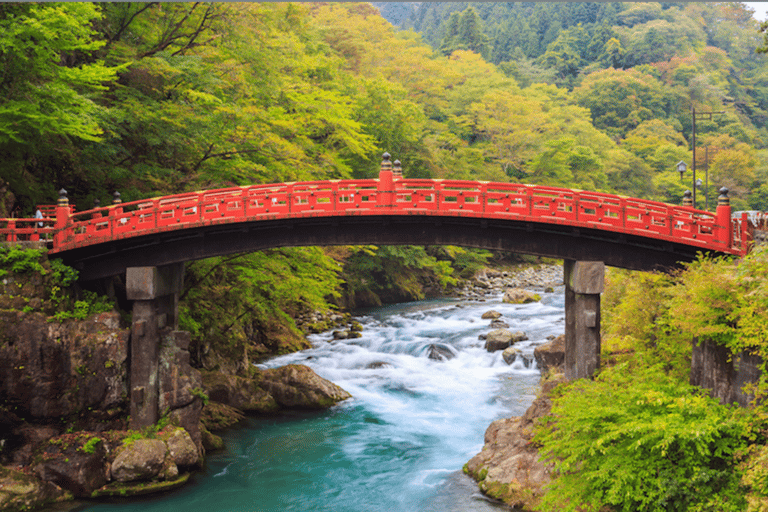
90 474 190 498
0 465 69 512
200 402 246 431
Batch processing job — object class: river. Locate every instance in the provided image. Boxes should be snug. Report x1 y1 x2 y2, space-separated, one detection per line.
77 286 565 512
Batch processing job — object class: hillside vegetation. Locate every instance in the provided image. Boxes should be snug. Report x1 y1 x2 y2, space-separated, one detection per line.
4 3 768 509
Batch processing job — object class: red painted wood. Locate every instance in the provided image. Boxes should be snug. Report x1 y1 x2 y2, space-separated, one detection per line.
0 178 752 257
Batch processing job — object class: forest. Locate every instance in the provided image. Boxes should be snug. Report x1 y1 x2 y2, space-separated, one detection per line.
4 3 768 509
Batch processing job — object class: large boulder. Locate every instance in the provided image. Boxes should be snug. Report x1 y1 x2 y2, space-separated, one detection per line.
260 365 351 409
164 428 199 468
533 335 565 373
502 288 541 304
465 375 565 510
33 436 109 497
110 439 167 483
485 329 528 352
202 371 279 413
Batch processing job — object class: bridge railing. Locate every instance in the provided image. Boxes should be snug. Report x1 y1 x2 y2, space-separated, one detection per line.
0 177 752 257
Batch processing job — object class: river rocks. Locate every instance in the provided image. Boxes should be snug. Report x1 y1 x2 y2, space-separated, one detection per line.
465 374 566 510
481 310 502 319
111 439 168 483
165 428 199 468
489 319 509 329
33 435 109 497
455 264 562 300
485 329 528 352
502 346 520 365
366 361 393 369
202 364 350 417
502 288 541 304
107 428 199 485
426 344 455 361
533 334 565 373
260 364 352 409
0 466 66 511
202 371 279 413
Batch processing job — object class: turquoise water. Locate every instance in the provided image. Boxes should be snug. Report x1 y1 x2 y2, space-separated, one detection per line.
75 291 564 512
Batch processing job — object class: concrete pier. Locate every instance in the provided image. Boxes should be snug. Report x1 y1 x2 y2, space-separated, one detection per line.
564 260 604 380
126 263 184 429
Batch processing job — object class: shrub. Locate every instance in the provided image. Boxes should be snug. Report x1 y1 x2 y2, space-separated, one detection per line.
535 364 756 512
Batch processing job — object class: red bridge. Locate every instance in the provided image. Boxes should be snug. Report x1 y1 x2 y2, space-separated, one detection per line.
3 155 762 422
0 155 756 281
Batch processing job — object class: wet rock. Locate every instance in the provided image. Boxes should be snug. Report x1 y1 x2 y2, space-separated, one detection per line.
533 334 565 373
485 330 528 352
366 362 392 369
489 320 509 329
465 375 566 510
332 330 349 340
426 344 455 361
502 288 541 304
502 347 521 365
481 310 502 320
111 439 167 483
260 364 351 409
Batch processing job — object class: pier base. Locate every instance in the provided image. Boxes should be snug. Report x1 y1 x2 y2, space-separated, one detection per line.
126 263 184 429
564 260 604 380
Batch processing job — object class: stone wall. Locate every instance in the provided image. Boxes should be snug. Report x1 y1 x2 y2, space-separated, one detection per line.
690 338 762 407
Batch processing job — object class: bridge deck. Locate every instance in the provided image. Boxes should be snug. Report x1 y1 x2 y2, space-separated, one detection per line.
0 177 753 279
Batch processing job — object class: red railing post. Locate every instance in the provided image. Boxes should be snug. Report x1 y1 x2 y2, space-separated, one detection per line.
377 152 394 209
7 219 15 242
53 188 70 248
715 187 732 250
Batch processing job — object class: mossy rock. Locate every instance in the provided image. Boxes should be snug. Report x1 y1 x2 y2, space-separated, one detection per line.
0 465 70 512
201 426 225 452
200 401 246 431
90 473 190 498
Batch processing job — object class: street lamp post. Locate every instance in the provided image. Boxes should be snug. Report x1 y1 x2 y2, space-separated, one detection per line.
691 107 724 209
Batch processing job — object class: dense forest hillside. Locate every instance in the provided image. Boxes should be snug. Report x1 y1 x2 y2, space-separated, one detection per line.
2 0 768 380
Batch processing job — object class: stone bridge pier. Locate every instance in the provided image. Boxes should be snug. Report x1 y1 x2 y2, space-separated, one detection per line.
126 263 184 429
564 260 604 380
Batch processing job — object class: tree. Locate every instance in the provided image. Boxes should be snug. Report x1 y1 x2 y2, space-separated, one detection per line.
0 3 120 210
573 68 677 139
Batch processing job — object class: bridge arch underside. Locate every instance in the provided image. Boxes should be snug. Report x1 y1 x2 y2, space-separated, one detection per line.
59 215 726 282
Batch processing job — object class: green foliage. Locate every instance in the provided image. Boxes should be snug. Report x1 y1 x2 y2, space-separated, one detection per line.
536 364 755 512
180 247 342 363
51 291 113 322
49 258 78 288
190 387 209 406
79 436 103 454
602 268 691 378
341 245 457 307
0 246 47 276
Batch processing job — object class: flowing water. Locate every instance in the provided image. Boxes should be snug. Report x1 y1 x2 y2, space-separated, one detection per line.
77 288 565 512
